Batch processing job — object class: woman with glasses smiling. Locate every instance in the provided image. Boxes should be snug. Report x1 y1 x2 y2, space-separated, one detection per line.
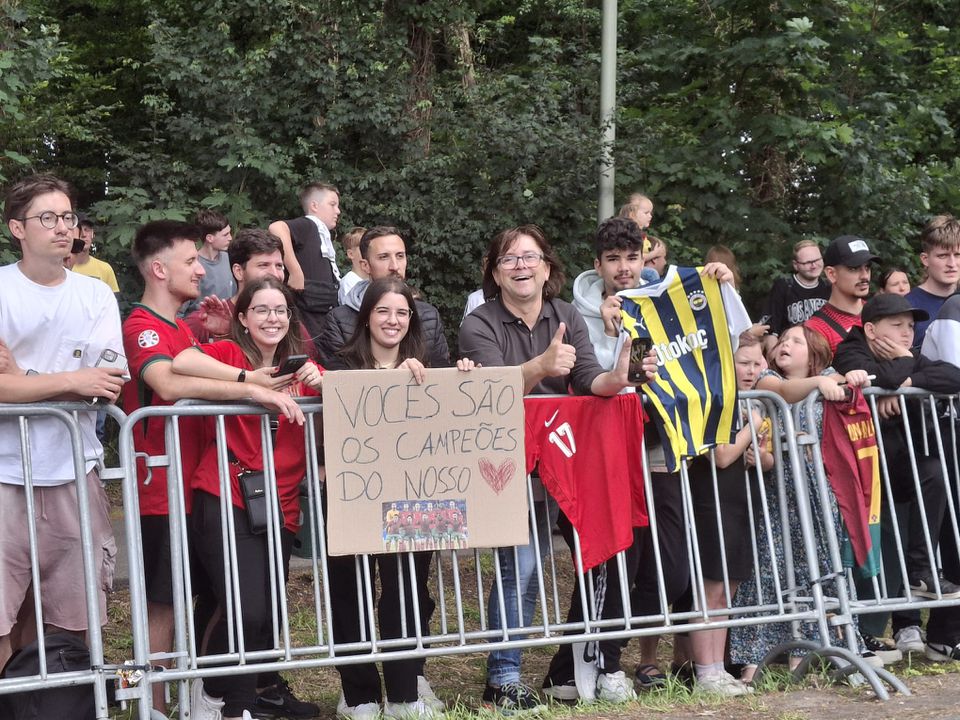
171 275 323 720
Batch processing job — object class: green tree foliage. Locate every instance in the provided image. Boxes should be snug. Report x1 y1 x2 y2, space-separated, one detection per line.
2 0 958 331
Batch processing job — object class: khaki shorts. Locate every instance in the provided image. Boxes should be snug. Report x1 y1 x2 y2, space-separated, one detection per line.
0 470 116 635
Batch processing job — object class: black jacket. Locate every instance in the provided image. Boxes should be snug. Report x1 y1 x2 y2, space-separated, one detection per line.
316 298 450 369
833 326 960 393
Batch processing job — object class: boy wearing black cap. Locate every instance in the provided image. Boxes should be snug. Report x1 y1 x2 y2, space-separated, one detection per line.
833 294 960 601
805 235 879 353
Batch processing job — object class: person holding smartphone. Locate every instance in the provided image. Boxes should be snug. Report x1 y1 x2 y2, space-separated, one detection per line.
172 276 323 720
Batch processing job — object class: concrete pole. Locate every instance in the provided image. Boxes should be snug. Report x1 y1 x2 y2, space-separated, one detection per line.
598 0 617 224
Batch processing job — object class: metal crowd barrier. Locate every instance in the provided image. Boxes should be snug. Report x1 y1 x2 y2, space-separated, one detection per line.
805 388 960 659
0 402 126 719
6 388 960 718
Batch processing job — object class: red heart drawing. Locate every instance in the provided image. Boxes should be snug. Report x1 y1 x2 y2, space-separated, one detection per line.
478 457 516 495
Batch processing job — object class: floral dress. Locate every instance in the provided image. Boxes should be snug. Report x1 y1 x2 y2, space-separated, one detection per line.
729 368 857 665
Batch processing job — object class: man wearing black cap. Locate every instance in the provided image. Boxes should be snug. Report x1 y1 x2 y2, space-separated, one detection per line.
804 235 879 353
833 294 960 605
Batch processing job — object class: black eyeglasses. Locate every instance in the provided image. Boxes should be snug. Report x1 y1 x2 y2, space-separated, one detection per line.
497 252 544 270
16 211 80 229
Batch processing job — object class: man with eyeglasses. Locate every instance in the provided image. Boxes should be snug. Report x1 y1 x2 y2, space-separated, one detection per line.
760 239 831 353
122 220 311 717
458 225 656 714
0 174 125 669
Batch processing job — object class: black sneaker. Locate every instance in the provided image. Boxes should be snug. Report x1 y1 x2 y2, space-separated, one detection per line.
482 682 545 714
925 640 960 662
256 677 320 718
908 573 960 599
862 634 902 665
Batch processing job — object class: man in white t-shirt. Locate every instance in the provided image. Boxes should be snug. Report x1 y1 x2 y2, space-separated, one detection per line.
0 174 126 668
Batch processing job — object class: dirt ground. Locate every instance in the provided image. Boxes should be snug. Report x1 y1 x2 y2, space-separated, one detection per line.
103 567 960 720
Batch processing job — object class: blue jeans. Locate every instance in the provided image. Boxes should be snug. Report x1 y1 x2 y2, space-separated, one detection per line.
486 497 557 686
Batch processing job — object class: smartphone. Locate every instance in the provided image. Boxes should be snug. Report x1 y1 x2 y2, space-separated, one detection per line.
272 354 309 377
96 348 131 381
628 337 653 383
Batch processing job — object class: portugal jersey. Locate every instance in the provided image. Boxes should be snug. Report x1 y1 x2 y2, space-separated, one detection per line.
618 266 752 472
524 393 647 570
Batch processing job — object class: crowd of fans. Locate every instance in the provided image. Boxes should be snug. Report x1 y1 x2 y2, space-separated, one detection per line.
2 173 960 720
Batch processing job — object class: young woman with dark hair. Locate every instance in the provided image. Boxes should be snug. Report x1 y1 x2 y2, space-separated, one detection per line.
172 276 323 720
328 277 475 720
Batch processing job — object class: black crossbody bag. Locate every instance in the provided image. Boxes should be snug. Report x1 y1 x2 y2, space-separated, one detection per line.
237 469 268 534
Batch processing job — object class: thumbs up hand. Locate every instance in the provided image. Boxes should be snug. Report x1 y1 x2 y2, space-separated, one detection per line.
539 322 577 377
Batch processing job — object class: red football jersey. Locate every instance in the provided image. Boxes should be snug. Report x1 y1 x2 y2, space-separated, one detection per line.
122 304 206 515
524 393 647 569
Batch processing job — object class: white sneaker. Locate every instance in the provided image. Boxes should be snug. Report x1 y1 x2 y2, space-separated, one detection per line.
895 625 925 654
417 676 444 712
697 673 753 697
224 712 265 720
190 679 225 720
384 699 440 720
596 671 637 703
337 694 382 720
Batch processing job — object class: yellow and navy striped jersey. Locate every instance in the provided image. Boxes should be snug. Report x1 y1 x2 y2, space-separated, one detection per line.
618 266 752 472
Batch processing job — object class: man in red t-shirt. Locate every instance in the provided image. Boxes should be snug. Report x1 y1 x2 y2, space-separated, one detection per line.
123 220 303 715
805 235 880 354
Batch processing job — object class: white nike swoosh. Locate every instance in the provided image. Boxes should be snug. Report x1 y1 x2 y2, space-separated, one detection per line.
544 409 560 428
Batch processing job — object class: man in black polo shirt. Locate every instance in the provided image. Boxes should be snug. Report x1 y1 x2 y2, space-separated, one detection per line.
458 224 654 713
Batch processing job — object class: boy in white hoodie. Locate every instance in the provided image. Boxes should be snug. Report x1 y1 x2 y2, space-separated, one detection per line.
572 217 659 370
543 217 657 703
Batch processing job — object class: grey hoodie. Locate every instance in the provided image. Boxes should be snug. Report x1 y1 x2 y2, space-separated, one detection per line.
572 270 620 370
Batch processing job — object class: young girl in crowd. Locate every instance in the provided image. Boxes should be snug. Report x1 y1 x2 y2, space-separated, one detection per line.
326 277 474 720
676 333 774 695
879 267 911 296
728 325 870 682
172 276 323 720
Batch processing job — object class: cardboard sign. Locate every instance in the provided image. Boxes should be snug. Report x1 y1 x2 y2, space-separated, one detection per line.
323 366 528 555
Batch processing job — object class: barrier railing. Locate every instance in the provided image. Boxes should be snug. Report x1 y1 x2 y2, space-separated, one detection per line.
0 402 124 719
5 388 959 718
805 388 960 657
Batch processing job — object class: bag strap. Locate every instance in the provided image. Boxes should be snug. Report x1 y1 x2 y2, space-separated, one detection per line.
816 310 852 341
